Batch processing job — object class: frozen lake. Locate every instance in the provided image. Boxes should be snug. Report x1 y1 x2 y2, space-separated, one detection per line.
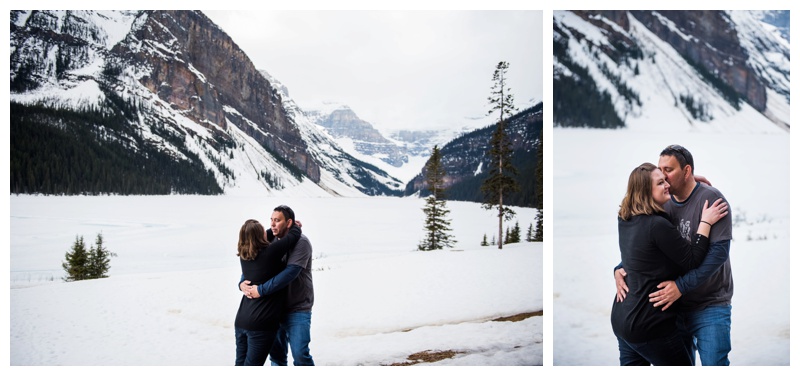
9 195 543 366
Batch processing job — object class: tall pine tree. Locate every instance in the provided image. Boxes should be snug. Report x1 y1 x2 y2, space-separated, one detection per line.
418 145 456 251
535 133 544 241
481 61 520 249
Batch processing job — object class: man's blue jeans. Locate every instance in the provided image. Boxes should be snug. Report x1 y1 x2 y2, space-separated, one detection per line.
680 305 732 366
269 311 315 366
235 327 277 366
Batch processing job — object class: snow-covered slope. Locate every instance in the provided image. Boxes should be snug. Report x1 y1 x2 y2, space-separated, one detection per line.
259 71 404 196
10 10 403 197
553 10 789 133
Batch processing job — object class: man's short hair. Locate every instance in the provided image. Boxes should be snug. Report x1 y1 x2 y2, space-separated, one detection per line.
273 205 295 222
660 144 694 173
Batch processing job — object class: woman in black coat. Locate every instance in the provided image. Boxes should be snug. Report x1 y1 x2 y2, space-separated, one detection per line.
234 219 301 366
611 163 727 366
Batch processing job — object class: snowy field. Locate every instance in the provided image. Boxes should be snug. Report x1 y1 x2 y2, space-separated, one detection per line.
8 195 542 366
553 127 790 366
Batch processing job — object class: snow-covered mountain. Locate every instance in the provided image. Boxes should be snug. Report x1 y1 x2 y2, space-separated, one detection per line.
10 10 403 197
404 103 543 209
301 101 492 185
304 102 408 167
388 125 486 160
300 101 419 183
553 10 789 132
257 70 405 196
756 10 790 42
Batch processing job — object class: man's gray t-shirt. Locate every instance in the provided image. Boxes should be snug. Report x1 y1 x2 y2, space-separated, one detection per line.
284 234 314 312
665 183 733 309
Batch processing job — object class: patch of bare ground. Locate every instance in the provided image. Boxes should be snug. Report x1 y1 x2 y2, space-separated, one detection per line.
493 310 543 322
387 350 465 366
385 311 542 365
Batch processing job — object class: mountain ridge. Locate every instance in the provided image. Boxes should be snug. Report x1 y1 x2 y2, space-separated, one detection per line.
10 10 404 197
10 9 541 204
405 103 544 209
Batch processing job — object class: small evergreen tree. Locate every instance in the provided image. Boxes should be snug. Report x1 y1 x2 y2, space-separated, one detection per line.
526 223 534 242
62 233 116 281
87 232 116 279
62 236 89 281
481 61 520 249
507 221 521 244
535 209 543 242
418 145 456 251
481 234 489 246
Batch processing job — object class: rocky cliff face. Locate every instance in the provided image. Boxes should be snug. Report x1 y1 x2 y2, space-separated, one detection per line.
573 10 766 112
554 10 789 131
320 108 386 142
113 10 320 181
10 10 404 196
633 11 766 111
11 10 138 92
307 105 409 168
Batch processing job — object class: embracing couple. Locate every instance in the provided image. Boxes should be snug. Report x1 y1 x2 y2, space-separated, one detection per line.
233 205 316 366
611 145 734 366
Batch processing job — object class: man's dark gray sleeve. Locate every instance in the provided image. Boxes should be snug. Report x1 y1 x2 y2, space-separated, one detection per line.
239 265 303 297
674 240 730 294
257 265 303 297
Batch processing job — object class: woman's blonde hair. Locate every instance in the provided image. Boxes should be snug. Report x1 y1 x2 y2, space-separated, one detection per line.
618 162 665 220
237 219 270 261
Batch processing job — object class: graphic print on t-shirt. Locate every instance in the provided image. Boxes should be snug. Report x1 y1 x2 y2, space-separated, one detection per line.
678 218 692 241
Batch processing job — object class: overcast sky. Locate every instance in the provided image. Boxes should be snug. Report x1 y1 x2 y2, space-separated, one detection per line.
203 10 543 132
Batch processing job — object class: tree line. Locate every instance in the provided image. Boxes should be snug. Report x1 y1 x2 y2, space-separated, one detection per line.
481 220 542 246
553 23 625 129
10 101 223 195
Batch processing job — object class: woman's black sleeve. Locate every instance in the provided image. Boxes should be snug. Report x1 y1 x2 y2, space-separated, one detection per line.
265 225 302 261
652 217 710 273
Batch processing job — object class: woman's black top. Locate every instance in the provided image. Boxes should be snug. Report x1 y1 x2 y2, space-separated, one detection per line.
611 212 709 342
234 225 301 331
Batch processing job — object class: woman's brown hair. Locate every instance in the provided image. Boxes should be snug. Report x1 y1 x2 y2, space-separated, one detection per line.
237 219 270 261
618 162 665 220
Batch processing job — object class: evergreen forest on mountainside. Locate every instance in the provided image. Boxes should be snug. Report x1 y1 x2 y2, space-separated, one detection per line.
10 101 223 195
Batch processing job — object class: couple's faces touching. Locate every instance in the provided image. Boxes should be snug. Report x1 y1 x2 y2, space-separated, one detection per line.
270 210 292 238
658 155 690 197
